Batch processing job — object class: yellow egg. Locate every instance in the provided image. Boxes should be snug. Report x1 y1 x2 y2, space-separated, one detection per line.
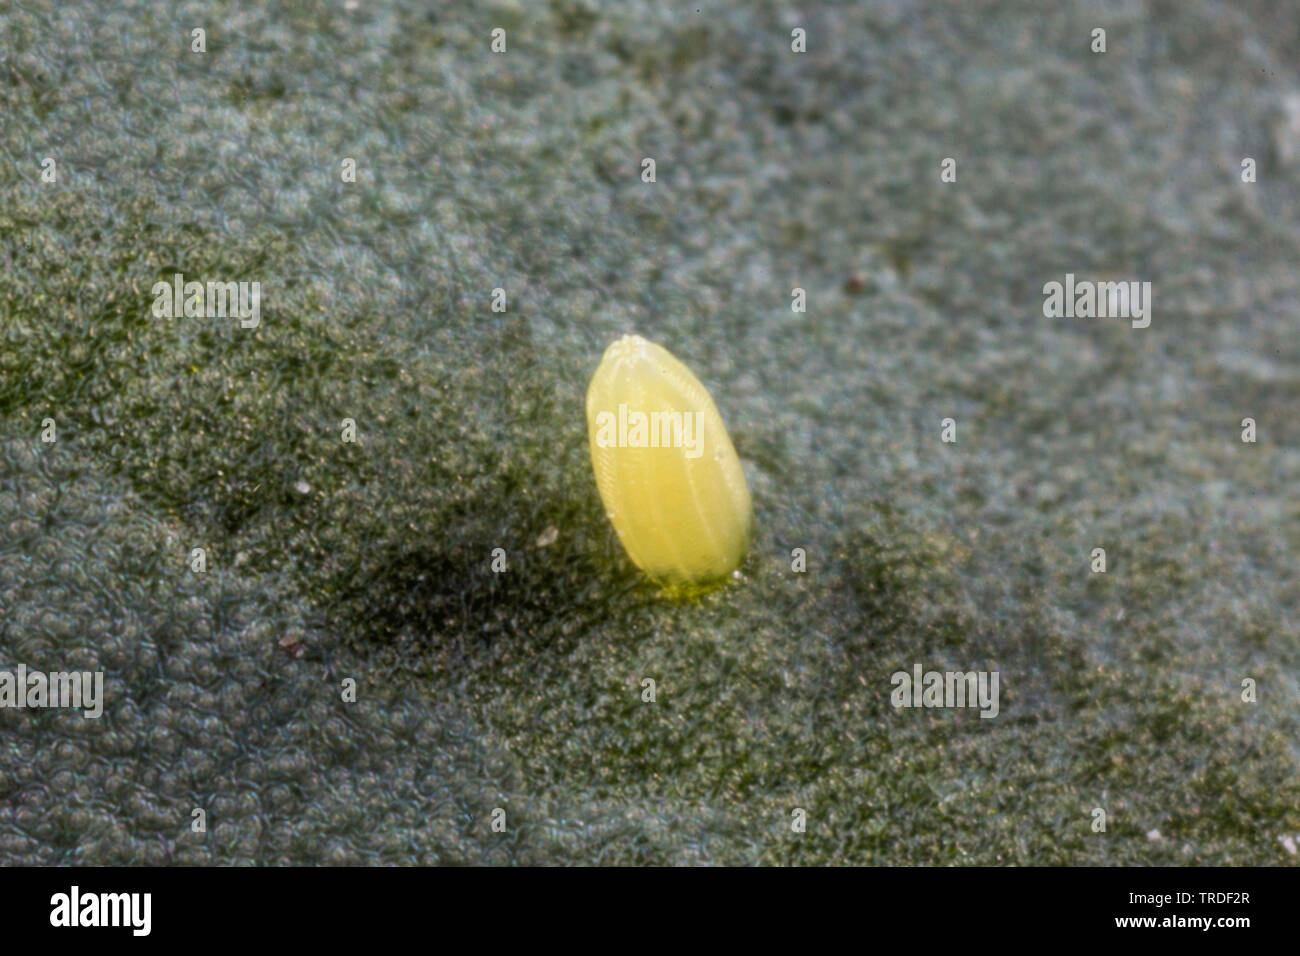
586 334 753 586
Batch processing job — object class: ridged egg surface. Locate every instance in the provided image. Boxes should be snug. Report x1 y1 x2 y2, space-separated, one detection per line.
586 334 753 586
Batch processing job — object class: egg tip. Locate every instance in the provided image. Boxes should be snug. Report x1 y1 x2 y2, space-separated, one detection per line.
601 333 653 363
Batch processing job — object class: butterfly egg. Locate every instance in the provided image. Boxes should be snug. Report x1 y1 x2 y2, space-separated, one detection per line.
586 334 753 587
